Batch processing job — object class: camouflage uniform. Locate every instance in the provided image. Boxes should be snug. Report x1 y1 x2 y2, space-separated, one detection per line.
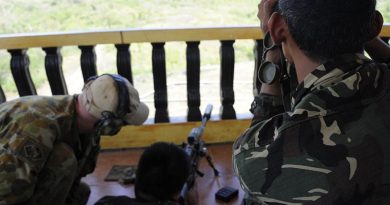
0 95 98 205
233 54 390 204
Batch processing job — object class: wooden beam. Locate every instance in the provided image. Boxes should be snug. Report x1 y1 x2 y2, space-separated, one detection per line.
121 26 264 43
1 25 388 49
0 31 122 49
100 118 251 149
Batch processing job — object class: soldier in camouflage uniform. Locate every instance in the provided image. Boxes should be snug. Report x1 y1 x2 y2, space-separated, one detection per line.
0 74 149 205
233 0 390 204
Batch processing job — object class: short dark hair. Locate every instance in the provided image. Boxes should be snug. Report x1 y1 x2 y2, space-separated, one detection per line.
135 142 190 202
278 0 377 62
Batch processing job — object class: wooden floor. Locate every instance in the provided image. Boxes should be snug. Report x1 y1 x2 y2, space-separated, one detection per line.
84 142 244 205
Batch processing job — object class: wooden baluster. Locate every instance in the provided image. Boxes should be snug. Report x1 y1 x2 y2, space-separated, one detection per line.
8 49 37 96
381 37 389 45
253 40 263 96
0 86 5 103
43 47 68 95
115 44 133 84
186 41 201 121
79 45 98 82
220 40 236 119
152 43 169 123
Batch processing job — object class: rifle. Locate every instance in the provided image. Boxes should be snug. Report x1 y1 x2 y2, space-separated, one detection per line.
179 104 219 205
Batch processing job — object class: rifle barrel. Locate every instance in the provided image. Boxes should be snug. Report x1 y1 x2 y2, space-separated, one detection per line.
181 104 214 205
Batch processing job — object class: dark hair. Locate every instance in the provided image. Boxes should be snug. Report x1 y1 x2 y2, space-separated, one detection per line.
135 142 190 202
278 0 377 62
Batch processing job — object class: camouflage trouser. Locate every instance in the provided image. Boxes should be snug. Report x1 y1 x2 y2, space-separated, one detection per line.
26 143 90 205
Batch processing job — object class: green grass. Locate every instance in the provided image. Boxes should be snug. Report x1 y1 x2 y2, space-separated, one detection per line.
378 0 390 23
0 0 260 94
0 0 259 33
0 0 389 94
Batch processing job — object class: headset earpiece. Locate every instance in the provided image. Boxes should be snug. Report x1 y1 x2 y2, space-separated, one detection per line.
95 111 124 136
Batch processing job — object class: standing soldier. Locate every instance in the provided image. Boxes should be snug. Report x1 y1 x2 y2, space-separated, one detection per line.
234 0 390 204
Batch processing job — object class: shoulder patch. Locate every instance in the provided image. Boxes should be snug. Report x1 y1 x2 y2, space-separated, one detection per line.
15 137 50 170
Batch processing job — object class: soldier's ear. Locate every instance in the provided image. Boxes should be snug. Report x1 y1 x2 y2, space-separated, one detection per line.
268 12 288 44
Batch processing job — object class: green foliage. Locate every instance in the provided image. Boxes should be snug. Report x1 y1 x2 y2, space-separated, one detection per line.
0 0 389 95
0 0 259 33
378 0 390 22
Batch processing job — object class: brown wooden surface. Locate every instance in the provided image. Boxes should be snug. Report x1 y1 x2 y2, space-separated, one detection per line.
84 143 244 205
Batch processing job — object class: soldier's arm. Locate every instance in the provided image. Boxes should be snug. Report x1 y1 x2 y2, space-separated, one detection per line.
0 123 55 204
250 0 285 125
251 37 284 124
0 153 39 204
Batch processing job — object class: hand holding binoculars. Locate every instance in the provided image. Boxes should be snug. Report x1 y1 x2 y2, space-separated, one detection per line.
257 32 288 85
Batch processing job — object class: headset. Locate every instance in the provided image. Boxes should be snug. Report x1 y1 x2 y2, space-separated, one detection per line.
86 74 130 136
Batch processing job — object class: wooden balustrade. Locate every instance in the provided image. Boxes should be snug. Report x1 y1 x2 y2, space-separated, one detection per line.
0 25 389 148
0 26 269 120
43 47 68 95
186 41 202 121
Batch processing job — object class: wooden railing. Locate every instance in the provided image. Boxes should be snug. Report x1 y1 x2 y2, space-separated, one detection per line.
0 26 267 122
0 25 389 149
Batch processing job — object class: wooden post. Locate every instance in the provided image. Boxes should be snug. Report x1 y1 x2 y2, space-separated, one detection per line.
186 41 202 121
79 45 98 82
8 49 37 96
219 40 236 119
115 44 134 84
253 40 263 97
43 47 68 95
381 37 389 45
0 86 5 103
152 42 170 123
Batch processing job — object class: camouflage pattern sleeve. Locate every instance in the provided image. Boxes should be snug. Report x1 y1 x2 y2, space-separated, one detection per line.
0 119 56 204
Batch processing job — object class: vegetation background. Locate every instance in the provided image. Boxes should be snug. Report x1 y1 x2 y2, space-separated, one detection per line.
0 0 260 92
0 0 389 117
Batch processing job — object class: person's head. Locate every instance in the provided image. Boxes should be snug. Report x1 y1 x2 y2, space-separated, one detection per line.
269 0 383 63
135 142 190 202
77 74 149 135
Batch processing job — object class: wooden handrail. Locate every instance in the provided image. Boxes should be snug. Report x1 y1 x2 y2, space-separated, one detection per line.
1 24 389 49
0 31 122 49
121 26 264 43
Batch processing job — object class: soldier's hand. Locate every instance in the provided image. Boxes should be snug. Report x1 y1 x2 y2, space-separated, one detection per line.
257 0 279 33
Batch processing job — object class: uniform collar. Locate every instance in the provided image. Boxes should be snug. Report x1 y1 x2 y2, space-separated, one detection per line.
61 95 82 155
291 53 371 108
